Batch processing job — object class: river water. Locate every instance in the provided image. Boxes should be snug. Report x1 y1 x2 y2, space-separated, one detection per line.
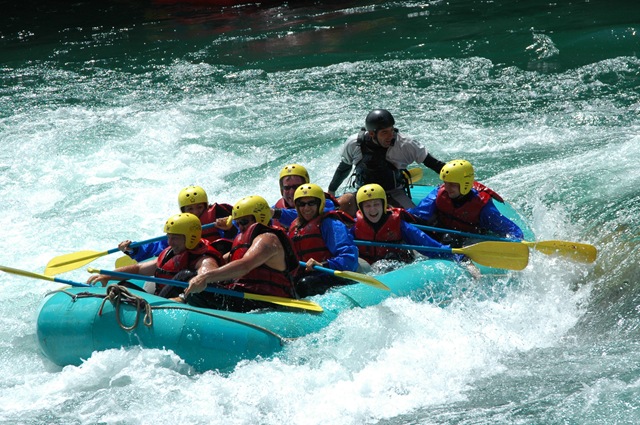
1 0 639 423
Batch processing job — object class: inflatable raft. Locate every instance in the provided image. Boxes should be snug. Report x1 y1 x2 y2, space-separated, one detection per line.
35 184 532 373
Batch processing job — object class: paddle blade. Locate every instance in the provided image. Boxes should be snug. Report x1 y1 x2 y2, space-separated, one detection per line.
526 240 597 263
115 255 138 268
334 270 390 290
456 242 529 270
407 168 424 184
45 250 108 276
244 293 323 312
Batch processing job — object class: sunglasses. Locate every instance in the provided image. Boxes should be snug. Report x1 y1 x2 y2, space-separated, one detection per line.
296 200 319 208
235 218 252 226
282 185 301 191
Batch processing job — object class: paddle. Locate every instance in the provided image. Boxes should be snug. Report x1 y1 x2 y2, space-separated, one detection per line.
45 223 218 276
87 268 323 312
354 240 529 270
0 265 92 288
414 224 597 264
299 261 390 290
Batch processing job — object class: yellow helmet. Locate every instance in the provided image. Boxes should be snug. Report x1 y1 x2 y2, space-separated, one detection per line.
440 159 475 195
232 195 272 226
178 186 208 210
164 213 202 250
294 183 325 212
356 183 387 212
278 164 310 184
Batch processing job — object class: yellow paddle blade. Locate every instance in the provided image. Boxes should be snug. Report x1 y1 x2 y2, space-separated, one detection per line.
407 168 424 184
524 240 597 263
334 270 390 290
45 250 109 276
454 241 529 271
244 293 323 312
115 255 138 268
0 265 56 282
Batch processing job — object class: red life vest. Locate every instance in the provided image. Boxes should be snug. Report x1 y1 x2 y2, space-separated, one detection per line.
154 241 223 281
227 223 297 298
274 198 289 209
199 203 236 241
354 208 414 264
288 210 354 264
435 186 491 233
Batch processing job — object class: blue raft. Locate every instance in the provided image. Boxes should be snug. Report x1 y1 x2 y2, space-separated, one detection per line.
36 184 532 373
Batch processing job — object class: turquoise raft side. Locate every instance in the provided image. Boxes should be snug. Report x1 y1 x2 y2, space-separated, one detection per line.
36 258 470 373
36 183 532 373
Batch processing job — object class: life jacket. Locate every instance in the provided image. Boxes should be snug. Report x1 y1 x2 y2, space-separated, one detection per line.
154 241 223 281
227 223 297 298
354 208 415 264
274 198 289 209
472 181 504 203
199 203 237 240
209 238 233 257
435 186 491 233
353 129 405 191
288 210 355 264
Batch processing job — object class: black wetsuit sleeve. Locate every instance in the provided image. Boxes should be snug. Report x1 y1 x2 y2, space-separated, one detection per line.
328 161 353 192
422 153 446 174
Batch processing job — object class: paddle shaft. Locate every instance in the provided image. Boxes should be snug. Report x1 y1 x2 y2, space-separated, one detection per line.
414 224 511 242
88 268 322 312
0 265 92 287
301 261 340 275
354 240 454 255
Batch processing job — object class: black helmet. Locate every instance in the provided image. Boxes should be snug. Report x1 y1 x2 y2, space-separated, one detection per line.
365 109 395 132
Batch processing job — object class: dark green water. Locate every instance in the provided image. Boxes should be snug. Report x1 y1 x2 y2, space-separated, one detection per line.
1 1 639 424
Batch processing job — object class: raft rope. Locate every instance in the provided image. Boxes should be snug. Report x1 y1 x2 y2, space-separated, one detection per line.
100 285 153 330
52 286 289 343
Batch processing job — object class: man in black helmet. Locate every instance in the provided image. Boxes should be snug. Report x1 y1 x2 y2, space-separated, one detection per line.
327 109 446 216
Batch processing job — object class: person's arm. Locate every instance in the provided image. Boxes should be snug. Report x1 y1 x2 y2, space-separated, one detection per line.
479 200 524 240
276 208 298 228
321 219 359 271
121 239 168 262
407 187 439 222
87 258 157 287
194 255 220 276
328 161 352 195
401 221 460 259
185 232 281 295
402 221 445 249
422 153 446 174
